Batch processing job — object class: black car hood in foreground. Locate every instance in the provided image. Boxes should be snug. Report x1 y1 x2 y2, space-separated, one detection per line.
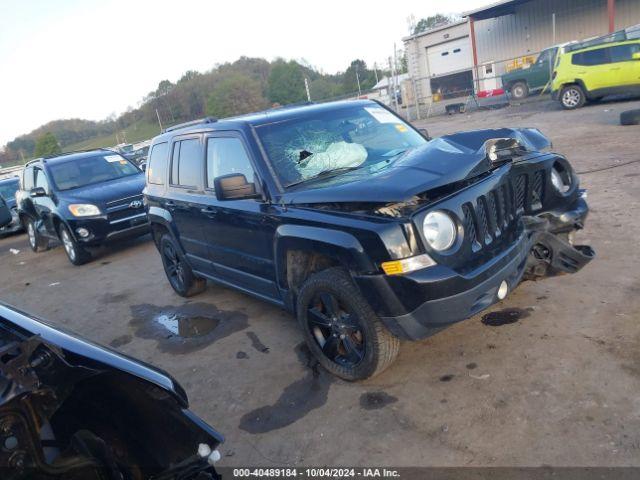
281 128 552 205
0 302 187 407
0 302 223 479
61 173 145 204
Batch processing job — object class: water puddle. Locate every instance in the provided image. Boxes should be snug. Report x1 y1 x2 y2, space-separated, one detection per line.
155 313 218 337
481 307 531 327
130 303 248 354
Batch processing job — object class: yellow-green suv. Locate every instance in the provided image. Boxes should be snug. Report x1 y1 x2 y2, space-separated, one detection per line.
552 39 640 109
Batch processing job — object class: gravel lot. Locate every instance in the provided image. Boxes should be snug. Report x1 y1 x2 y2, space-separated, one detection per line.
1 97 639 467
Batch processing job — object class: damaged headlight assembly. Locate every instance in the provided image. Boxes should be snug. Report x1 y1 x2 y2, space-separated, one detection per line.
550 162 572 194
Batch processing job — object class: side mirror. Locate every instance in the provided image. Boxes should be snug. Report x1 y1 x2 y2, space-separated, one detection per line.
213 173 258 201
419 128 431 141
30 187 47 198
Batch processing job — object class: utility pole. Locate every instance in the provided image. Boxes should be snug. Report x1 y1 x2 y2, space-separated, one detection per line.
304 77 311 101
393 43 400 109
373 63 379 84
355 68 362 97
155 108 163 132
389 55 398 111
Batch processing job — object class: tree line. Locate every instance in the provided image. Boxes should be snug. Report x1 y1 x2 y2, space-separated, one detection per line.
2 56 401 166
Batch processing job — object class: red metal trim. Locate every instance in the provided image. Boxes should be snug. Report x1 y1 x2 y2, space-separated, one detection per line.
608 0 616 33
469 17 479 67
469 17 480 93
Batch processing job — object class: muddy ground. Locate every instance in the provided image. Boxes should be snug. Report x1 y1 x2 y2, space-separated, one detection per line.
1 97 639 467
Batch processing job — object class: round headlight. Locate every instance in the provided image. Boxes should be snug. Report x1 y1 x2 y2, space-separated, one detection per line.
550 166 571 193
423 211 457 251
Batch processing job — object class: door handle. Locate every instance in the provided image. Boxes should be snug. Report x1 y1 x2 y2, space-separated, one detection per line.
200 206 218 217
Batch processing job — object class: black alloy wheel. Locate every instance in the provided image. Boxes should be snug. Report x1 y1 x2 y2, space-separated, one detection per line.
159 234 206 297
296 267 399 381
307 292 365 368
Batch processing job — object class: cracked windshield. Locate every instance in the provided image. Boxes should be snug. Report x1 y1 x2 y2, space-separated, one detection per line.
256 105 427 187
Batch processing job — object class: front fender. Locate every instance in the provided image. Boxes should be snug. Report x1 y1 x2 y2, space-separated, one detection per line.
273 224 376 289
147 206 185 254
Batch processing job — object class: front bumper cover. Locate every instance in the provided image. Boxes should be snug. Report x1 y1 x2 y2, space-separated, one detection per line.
66 214 149 246
355 196 594 340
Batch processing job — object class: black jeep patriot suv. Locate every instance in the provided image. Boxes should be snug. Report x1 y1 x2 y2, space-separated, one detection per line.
145 100 593 380
16 150 148 265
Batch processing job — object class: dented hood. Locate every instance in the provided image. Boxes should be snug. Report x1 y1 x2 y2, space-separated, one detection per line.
280 128 550 205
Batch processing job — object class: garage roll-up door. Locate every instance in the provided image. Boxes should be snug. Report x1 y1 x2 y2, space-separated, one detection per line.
426 37 473 77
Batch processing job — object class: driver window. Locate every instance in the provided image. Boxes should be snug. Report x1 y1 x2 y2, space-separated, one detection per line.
34 169 49 193
206 137 255 188
536 50 550 65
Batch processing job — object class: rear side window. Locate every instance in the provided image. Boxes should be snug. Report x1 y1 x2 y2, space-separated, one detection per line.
609 43 640 63
206 137 255 188
572 48 608 66
170 138 202 187
22 166 34 190
147 142 168 185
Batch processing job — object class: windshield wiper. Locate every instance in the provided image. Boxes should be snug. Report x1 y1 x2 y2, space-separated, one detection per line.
285 166 362 188
382 148 408 158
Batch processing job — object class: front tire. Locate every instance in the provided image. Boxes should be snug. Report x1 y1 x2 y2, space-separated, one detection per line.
59 224 91 265
26 218 48 252
159 234 206 297
510 81 529 100
296 267 400 381
560 85 586 109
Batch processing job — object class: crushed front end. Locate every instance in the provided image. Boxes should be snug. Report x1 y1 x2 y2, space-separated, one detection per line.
354 129 594 340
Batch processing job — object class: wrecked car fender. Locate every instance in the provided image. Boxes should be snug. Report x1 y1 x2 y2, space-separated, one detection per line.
273 224 375 289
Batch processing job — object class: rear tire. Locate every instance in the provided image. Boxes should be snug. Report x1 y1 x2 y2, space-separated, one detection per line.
620 109 640 126
26 218 49 252
159 234 206 297
296 267 400 381
510 81 529 100
59 224 91 265
560 85 586 109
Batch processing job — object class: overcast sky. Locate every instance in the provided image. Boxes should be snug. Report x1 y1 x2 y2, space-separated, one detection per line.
0 0 488 146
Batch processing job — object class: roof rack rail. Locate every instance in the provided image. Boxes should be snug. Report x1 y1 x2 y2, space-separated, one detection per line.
565 23 640 52
41 147 113 160
271 101 315 110
163 117 217 133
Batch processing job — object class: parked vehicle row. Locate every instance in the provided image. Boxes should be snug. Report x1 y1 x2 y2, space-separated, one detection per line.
501 24 640 109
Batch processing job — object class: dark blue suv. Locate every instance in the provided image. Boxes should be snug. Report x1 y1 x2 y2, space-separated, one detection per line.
145 100 593 380
16 150 148 265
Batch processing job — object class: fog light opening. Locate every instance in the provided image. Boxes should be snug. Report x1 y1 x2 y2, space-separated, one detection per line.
76 228 90 238
497 281 509 300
